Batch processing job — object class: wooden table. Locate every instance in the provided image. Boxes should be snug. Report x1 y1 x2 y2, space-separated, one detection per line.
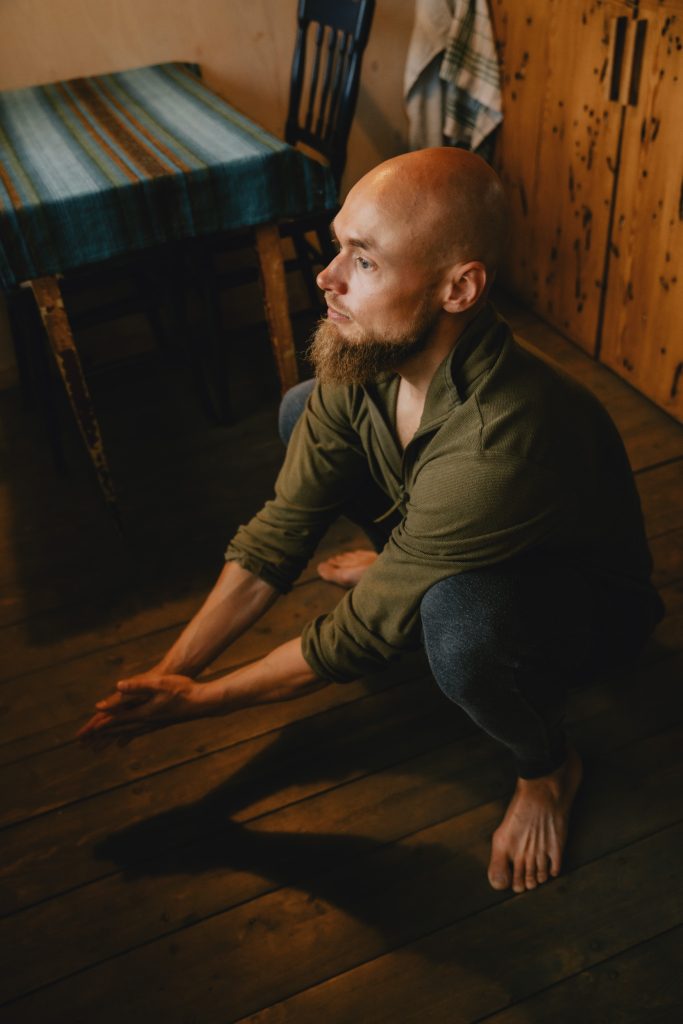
0 62 337 513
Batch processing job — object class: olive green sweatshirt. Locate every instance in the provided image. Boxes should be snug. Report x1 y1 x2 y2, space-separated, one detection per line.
226 304 653 682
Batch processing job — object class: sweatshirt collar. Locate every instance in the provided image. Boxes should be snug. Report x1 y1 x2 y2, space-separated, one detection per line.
363 302 508 458
416 302 506 434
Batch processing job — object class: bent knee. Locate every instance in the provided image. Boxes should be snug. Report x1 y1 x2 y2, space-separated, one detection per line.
278 379 316 445
420 572 509 662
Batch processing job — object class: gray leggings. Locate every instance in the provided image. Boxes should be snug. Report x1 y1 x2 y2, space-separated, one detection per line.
280 380 662 779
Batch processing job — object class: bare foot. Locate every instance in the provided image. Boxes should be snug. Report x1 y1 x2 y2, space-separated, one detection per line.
488 747 583 894
317 549 378 587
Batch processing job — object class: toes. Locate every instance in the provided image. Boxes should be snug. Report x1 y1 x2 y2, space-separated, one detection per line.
487 842 512 891
536 857 550 885
549 839 563 878
512 860 527 894
488 870 511 891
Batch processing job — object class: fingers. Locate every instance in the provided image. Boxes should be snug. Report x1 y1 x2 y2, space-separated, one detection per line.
76 710 112 740
116 677 162 698
90 679 157 716
77 712 154 748
76 673 193 750
76 690 154 746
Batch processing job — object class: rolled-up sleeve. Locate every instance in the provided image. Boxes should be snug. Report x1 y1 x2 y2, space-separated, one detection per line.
225 382 370 591
302 454 574 681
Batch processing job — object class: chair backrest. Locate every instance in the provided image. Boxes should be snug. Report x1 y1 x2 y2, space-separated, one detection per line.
285 0 375 191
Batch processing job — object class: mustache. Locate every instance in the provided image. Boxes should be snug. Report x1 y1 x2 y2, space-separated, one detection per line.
326 303 352 318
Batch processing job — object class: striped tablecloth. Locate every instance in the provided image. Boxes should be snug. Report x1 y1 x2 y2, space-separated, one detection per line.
0 62 337 290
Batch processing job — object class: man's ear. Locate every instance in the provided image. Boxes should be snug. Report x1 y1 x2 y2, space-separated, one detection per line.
441 261 488 313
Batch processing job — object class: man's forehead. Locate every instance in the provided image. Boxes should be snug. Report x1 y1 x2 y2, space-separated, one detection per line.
330 218 379 253
331 191 403 256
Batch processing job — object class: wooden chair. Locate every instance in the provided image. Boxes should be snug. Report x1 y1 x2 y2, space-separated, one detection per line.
205 0 377 401
285 0 376 271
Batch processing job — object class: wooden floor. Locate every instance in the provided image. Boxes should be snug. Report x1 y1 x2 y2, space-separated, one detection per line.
1 292 682 1023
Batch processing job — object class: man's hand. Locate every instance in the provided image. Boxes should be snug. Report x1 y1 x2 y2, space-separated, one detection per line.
76 672 208 748
77 637 323 752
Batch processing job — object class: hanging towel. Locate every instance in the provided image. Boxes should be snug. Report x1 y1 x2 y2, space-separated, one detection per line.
404 0 502 153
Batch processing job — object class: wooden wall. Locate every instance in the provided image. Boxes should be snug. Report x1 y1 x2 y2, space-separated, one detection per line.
491 0 683 420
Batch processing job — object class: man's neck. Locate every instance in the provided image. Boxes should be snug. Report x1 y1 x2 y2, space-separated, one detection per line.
397 306 479 397
394 307 479 449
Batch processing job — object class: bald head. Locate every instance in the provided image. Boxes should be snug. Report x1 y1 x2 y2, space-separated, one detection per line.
346 147 508 275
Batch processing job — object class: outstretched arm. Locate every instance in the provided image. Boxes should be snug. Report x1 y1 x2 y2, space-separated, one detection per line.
77 635 323 745
151 560 279 679
77 561 323 745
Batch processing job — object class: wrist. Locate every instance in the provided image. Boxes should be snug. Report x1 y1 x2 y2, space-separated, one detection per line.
155 653 198 678
191 678 225 716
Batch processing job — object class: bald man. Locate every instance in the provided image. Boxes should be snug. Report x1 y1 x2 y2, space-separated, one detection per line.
80 149 662 895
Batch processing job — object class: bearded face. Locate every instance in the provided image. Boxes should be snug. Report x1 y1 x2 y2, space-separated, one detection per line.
307 297 440 387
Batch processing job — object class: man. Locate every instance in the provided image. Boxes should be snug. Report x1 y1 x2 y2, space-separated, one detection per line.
79 148 662 895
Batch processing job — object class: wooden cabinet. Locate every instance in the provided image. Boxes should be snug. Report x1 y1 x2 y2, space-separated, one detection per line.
599 0 683 416
491 0 683 422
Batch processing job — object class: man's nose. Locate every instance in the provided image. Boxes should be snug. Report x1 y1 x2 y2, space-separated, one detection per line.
316 255 346 294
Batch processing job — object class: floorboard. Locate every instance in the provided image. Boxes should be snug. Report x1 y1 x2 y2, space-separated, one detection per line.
478 926 683 1023
1 293 681 1022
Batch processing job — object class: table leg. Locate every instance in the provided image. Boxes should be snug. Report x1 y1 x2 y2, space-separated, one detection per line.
29 276 118 514
254 223 300 394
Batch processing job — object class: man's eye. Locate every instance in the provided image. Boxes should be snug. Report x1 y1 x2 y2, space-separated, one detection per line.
355 255 373 270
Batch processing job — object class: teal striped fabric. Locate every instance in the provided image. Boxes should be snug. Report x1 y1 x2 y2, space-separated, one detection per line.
0 62 337 290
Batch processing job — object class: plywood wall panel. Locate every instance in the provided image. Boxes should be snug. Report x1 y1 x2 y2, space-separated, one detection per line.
599 1 683 422
528 0 628 353
490 0 552 308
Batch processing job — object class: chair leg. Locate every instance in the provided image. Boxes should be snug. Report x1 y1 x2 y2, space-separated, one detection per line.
17 284 69 475
6 287 36 410
315 227 336 266
291 229 324 311
29 276 119 518
193 242 233 424
254 223 299 394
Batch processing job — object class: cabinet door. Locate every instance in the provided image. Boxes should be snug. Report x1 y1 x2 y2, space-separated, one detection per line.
599 0 683 422
493 0 628 353
534 0 632 352
489 0 552 307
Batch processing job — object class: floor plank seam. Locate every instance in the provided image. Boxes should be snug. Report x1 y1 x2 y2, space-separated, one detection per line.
590 725 683 767
4 654 681 890
0 769 515 1005
1 702 471 915
634 454 683 476
226 817 683 1024
4 711 681 954
0 645 367 761
4 810 683 1014
469 921 683 1024
0 674 425 831
11 638 668 830
0 572 329 688
3 626 681 764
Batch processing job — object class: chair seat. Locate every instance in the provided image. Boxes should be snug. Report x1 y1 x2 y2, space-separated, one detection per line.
0 62 337 291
